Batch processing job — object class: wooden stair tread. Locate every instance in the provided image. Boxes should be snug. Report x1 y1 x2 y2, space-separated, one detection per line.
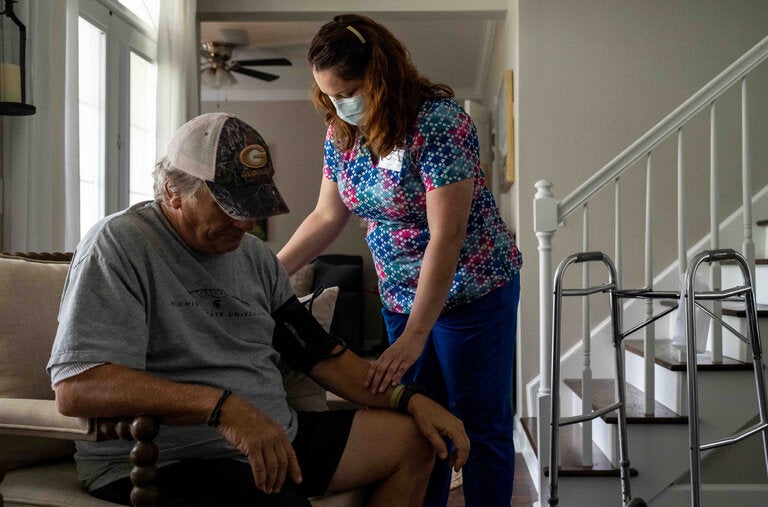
720 257 768 266
520 417 638 477
624 338 753 371
721 301 768 318
564 378 685 424
659 296 768 318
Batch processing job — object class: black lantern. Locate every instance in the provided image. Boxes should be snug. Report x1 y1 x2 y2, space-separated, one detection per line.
0 0 35 115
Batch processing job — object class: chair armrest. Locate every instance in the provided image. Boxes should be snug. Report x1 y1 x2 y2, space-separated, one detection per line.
0 398 95 440
0 397 160 507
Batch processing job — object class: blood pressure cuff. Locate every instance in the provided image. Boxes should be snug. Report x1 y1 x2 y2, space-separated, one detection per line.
272 295 346 373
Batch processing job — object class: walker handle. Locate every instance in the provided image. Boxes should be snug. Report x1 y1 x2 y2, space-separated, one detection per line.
575 251 604 263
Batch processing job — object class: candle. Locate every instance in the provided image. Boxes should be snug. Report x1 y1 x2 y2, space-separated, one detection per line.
0 63 22 103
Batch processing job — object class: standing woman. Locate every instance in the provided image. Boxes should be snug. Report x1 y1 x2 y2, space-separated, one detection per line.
278 14 522 507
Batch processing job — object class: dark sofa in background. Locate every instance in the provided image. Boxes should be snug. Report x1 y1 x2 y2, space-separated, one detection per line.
312 254 365 356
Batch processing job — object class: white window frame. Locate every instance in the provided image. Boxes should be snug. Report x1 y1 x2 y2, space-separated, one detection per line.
79 0 157 218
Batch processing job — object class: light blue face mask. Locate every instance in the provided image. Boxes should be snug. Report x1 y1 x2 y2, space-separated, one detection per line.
330 93 365 125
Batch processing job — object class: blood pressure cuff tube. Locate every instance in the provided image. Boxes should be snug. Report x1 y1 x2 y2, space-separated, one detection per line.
272 295 346 373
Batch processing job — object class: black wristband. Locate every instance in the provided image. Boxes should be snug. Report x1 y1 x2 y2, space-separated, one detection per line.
397 383 427 414
207 389 232 427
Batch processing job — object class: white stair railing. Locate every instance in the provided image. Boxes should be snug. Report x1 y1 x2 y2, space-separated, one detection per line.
533 34 768 501
710 102 723 363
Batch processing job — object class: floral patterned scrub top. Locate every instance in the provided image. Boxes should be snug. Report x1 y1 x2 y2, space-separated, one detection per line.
323 98 522 314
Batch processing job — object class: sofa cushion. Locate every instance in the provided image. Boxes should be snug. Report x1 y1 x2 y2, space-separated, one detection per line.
1 459 116 506
290 262 316 297
0 255 69 400
0 255 75 471
298 286 338 334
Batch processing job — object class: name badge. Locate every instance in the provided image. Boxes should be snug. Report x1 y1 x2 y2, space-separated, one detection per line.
378 148 405 171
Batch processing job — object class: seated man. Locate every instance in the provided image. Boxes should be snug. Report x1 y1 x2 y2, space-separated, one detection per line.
48 112 469 507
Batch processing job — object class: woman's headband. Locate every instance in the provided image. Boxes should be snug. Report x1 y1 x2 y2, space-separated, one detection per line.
346 26 366 44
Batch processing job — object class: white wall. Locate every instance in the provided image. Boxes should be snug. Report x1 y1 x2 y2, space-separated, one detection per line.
492 0 768 415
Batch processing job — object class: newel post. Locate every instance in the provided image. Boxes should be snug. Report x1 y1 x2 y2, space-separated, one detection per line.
533 180 558 504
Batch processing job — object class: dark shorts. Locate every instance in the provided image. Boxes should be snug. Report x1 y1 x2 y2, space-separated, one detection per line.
292 409 357 496
91 409 357 506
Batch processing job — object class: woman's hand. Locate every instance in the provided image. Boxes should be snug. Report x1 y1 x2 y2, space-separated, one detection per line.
365 336 425 393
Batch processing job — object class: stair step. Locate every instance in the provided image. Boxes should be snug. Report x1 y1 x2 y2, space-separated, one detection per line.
659 298 768 318
721 257 768 264
564 378 686 424
721 301 768 318
520 416 638 477
721 258 768 304
624 338 753 372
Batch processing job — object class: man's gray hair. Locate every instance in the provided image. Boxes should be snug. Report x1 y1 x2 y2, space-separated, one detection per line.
152 157 204 200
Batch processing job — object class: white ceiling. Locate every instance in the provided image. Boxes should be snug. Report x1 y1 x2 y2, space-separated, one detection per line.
198 8 504 102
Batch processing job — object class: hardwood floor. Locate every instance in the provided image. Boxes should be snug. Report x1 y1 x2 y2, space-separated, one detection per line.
447 454 536 506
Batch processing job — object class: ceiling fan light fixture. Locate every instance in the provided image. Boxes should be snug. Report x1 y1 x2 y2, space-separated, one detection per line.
215 66 237 87
200 67 219 89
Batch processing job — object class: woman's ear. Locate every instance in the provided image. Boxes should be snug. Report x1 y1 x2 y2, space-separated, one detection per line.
164 181 183 209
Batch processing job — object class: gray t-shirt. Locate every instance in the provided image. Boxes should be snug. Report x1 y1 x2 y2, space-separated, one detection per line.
47 200 295 490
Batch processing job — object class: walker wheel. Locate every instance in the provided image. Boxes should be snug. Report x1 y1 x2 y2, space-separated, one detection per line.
627 498 647 507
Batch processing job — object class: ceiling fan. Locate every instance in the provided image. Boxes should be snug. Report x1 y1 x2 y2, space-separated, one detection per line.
200 40 292 88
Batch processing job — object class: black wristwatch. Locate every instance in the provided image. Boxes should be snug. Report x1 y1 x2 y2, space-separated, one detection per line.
397 383 428 413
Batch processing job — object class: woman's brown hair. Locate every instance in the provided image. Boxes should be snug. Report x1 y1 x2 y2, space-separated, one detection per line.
308 14 453 158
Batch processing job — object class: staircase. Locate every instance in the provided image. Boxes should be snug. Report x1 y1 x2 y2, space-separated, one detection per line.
527 35 768 506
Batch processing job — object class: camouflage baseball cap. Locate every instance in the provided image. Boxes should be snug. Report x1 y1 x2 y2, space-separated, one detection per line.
166 112 289 221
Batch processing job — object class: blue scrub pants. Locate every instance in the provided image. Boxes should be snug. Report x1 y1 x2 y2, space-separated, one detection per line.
382 274 520 507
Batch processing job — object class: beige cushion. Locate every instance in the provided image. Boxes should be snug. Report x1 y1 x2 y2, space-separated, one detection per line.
0 255 75 471
298 286 338 333
284 287 339 412
289 262 316 297
0 255 69 399
1 460 117 506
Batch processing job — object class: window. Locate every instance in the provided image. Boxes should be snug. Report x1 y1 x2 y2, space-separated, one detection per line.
117 0 160 30
129 52 157 205
78 18 107 236
78 0 157 237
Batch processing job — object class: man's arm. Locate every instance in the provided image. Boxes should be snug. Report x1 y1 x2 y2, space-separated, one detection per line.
307 348 470 471
55 364 218 422
55 364 302 494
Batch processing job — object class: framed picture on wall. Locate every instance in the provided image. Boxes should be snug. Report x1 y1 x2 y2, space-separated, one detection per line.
496 69 515 192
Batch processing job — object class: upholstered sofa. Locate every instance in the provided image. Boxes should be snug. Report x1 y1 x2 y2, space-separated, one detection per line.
0 253 364 506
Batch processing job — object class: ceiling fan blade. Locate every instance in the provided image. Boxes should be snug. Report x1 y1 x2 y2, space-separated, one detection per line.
232 67 280 82
234 58 292 67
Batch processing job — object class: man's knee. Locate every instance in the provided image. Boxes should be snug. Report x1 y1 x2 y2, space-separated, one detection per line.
398 417 437 473
329 410 433 491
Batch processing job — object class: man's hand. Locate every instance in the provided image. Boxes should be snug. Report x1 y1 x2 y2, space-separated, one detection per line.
406 394 470 471
216 394 302 494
